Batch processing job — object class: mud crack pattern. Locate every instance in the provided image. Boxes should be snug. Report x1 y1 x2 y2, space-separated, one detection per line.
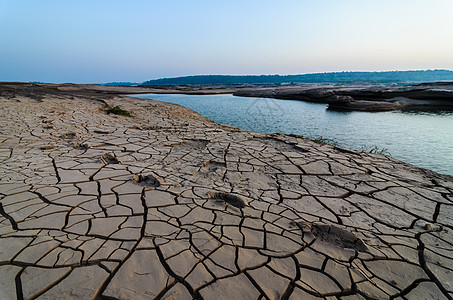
1 83 453 300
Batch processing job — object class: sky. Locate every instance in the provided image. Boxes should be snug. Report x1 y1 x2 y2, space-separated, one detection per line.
1 0 453 83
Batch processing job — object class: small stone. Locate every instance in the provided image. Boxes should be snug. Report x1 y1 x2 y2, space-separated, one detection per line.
100 152 121 164
132 174 160 187
94 129 111 134
208 192 246 208
60 132 78 139
79 143 92 149
40 145 55 150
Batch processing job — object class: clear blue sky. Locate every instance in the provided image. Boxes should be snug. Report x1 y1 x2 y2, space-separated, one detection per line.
1 0 453 83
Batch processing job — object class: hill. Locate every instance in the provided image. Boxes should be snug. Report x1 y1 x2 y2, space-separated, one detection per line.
142 70 453 85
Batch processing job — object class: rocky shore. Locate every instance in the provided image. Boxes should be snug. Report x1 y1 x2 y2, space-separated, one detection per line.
1 82 453 299
33 81 453 112
233 82 453 112
141 82 453 112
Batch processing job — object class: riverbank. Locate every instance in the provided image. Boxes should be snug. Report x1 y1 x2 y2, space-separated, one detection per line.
141 82 453 112
132 93 453 176
1 82 453 299
8 81 453 112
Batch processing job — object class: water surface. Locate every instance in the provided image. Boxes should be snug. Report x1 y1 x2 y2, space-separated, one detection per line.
132 93 453 176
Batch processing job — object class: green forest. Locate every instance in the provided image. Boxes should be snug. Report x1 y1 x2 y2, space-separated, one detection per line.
140 70 453 85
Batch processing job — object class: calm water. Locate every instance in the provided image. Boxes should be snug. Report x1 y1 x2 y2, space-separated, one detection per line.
132 94 453 176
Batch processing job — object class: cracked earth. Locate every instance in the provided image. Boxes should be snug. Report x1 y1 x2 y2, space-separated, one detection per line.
1 83 453 300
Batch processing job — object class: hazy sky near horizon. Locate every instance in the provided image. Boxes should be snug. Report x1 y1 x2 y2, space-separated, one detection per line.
1 0 453 83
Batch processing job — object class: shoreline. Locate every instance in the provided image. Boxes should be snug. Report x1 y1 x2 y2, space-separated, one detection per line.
131 92 453 177
147 82 453 112
1 82 453 299
6 81 453 112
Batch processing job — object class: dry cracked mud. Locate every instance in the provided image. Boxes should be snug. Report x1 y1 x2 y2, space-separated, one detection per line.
1 83 453 300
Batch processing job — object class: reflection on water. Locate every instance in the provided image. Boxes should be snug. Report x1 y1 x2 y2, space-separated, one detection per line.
399 109 453 117
132 93 453 176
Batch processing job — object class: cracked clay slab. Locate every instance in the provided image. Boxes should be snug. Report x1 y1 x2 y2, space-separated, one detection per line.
1 83 453 300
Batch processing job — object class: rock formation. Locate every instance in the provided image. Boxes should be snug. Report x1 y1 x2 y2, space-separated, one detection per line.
233 82 453 112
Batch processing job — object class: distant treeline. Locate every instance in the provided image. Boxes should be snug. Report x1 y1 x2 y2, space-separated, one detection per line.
103 82 139 86
141 70 453 85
